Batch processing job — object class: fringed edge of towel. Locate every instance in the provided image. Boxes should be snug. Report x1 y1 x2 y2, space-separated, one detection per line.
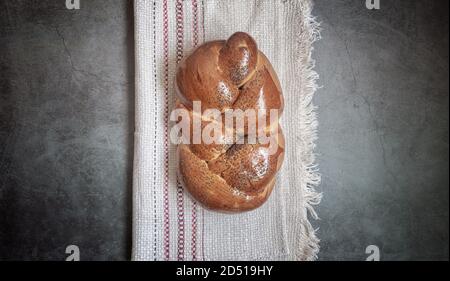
294 0 322 261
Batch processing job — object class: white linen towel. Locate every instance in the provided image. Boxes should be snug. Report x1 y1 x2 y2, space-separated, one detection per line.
133 0 321 261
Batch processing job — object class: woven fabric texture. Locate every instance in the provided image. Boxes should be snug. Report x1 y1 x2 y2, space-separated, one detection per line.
133 0 321 261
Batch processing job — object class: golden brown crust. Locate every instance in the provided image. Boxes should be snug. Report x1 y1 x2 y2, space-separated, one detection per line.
175 32 284 212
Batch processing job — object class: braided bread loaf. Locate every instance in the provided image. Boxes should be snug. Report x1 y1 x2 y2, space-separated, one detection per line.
175 32 284 212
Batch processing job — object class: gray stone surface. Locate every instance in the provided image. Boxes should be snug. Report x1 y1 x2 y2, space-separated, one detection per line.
0 0 134 260
314 0 449 260
0 0 448 260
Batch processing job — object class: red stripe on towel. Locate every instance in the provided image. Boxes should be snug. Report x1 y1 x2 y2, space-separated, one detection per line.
152 0 158 261
162 0 170 261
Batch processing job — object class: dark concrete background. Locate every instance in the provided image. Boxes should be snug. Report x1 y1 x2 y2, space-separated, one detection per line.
0 0 448 260
314 0 449 260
